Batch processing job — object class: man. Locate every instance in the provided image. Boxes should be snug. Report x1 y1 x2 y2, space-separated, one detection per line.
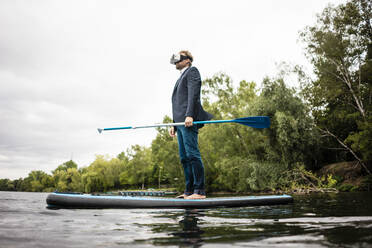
169 50 213 199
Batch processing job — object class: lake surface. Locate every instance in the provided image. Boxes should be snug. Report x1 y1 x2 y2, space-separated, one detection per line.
0 191 372 247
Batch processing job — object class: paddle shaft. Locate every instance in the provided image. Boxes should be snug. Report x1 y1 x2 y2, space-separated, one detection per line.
98 116 270 133
101 120 232 131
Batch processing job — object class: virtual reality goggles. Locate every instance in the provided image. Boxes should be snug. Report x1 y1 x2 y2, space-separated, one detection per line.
170 53 192 64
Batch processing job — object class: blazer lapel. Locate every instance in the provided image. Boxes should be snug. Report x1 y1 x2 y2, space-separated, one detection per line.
173 78 181 93
173 67 191 92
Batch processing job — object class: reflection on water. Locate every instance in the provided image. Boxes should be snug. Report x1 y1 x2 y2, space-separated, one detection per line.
173 210 204 247
0 192 372 247
134 192 372 247
133 193 372 247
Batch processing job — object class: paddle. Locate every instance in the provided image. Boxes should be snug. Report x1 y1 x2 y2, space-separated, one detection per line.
97 116 270 133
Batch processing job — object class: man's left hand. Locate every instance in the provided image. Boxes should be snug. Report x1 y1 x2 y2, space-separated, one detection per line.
185 116 193 127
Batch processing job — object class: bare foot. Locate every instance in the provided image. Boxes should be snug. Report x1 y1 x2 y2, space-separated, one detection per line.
176 194 188 198
185 194 206 199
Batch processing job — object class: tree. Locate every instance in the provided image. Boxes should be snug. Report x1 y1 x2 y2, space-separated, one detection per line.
151 116 182 189
82 170 104 193
52 160 78 174
27 170 53 192
85 155 126 192
200 73 264 191
300 0 371 172
53 167 83 192
252 76 320 169
119 145 153 189
198 72 321 191
0 179 15 191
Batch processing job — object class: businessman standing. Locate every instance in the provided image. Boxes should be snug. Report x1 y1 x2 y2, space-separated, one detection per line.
169 50 213 199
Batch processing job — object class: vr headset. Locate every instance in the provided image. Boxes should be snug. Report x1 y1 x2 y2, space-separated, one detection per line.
170 53 192 65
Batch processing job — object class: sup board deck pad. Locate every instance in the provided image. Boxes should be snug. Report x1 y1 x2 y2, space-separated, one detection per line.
118 191 177 196
46 192 293 209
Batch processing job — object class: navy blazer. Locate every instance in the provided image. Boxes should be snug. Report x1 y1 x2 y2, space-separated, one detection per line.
172 66 213 124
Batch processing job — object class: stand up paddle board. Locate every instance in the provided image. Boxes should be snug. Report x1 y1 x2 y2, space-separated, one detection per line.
46 192 293 209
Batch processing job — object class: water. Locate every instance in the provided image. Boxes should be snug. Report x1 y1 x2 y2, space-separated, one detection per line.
0 192 372 247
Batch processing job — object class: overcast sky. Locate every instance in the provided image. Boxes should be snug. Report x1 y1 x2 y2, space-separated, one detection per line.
0 0 345 179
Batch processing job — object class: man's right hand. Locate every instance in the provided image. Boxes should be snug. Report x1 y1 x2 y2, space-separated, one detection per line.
169 127 176 138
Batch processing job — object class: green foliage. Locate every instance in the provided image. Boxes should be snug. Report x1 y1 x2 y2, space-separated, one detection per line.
338 184 354 192
213 158 290 192
52 160 78 174
0 179 16 191
251 77 320 169
198 71 320 192
151 116 182 190
27 170 54 192
119 146 152 189
82 155 127 192
326 174 338 188
54 167 83 192
285 164 323 190
360 175 372 191
246 162 288 192
300 0 372 166
82 170 104 193
345 116 372 161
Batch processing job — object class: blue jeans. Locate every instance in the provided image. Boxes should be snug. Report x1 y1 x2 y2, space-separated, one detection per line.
177 125 205 195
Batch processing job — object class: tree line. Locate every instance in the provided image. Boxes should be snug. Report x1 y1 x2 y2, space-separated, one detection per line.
1 0 371 193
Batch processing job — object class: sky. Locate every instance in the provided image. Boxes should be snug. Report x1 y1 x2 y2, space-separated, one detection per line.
0 0 346 179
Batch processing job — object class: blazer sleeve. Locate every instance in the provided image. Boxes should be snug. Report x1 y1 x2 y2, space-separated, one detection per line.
185 67 201 118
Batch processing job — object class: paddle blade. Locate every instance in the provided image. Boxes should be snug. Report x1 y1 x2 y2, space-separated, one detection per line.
234 116 270 128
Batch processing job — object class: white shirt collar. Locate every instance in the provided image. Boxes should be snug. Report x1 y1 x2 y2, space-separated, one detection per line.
180 65 190 75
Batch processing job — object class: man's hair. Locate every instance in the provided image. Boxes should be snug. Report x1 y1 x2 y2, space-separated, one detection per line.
179 50 193 65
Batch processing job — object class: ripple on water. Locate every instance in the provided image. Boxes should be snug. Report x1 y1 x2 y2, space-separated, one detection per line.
1 191 372 247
